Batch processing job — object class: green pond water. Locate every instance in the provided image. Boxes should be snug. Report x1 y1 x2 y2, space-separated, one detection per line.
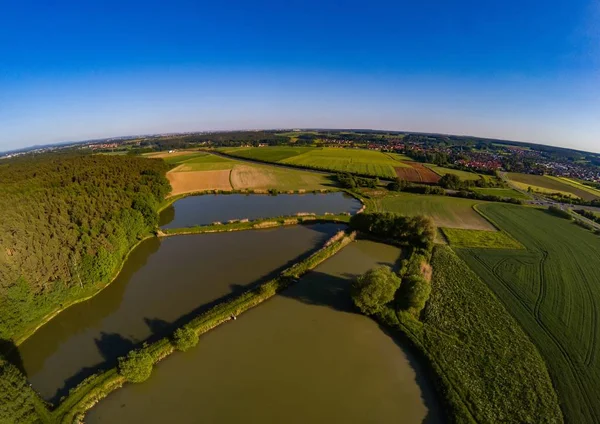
16 224 344 402
86 240 441 423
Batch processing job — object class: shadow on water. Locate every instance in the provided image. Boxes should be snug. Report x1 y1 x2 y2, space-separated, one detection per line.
49 224 345 404
278 269 444 424
0 338 26 376
376 323 446 424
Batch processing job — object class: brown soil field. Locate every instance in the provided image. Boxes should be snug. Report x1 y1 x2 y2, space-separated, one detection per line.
395 162 441 183
167 169 232 195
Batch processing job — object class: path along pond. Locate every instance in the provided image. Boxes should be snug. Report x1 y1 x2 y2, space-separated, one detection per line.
87 240 440 423
158 192 361 228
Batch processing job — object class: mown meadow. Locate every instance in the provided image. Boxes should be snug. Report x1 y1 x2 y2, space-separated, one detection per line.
456 203 600 423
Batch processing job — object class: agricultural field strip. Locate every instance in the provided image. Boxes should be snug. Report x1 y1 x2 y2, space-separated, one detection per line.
547 176 600 199
457 204 600 423
507 173 595 200
371 193 496 230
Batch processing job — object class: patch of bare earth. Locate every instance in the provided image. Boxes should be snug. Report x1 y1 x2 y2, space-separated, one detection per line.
167 169 232 196
229 165 275 189
394 162 441 183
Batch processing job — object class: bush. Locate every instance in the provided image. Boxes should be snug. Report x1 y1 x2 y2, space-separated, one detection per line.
118 348 153 383
397 275 431 316
351 266 402 315
439 174 462 190
173 326 199 352
548 205 572 220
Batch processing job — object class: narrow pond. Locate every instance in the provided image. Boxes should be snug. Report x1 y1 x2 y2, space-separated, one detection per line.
159 192 361 229
87 240 441 423
16 224 344 402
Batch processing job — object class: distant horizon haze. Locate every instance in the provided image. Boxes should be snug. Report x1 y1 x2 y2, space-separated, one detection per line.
1 1 598 152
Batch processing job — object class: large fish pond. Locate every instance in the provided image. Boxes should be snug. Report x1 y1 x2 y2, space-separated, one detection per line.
159 192 362 228
86 240 441 423
15 193 440 423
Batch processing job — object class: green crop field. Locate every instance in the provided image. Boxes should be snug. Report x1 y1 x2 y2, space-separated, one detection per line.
174 154 235 171
426 164 483 181
220 146 315 162
369 192 495 230
507 173 597 200
472 187 531 200
414 245 562 422
456 203 600 423
221 146 412 178
441 228 524 249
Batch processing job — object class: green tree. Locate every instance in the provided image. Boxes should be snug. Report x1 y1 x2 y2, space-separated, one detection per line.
118 348 153 383
351 266 401 315
439 173 462 190
173 326 199 352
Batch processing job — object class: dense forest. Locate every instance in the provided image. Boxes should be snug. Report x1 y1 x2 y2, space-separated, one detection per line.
0 154 170 342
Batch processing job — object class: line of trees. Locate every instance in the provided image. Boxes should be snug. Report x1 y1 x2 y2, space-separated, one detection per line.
336 173 379 189
0 153 171 342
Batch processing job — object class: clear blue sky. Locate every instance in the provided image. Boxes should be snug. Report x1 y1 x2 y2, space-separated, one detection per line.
1 0 599 152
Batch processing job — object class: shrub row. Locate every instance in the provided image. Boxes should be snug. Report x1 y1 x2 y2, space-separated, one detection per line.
387 180 522 205
160 214 352 236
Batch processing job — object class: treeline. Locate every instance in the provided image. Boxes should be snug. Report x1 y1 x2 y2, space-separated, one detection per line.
349 212 436 251
544 192 600 207
138 131 290 150
387 176 522 204
574 209 600 224
0 153 171 342
336 173 379 189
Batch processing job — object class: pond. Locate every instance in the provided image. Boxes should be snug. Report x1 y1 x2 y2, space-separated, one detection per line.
159 192 361 229
16 223 344 402
86 240 441 423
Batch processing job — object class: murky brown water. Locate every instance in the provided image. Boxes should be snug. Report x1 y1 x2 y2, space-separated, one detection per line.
159 192 361 229
87 240 441 424
17 224 343 402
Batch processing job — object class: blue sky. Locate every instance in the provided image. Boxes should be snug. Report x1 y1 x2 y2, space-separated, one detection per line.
1 0 599 152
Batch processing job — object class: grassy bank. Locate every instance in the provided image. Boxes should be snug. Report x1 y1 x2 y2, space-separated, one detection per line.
42 230 356 423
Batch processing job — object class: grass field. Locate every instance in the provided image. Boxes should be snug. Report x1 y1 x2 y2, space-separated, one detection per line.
506 173 597 200
412 245 562 423
441 228 524 249
426 164 483 181
472 187 531 200
221 147 411 178
175 154 235 171
456 203 600 423
166 153 332 195
369 192 495 230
